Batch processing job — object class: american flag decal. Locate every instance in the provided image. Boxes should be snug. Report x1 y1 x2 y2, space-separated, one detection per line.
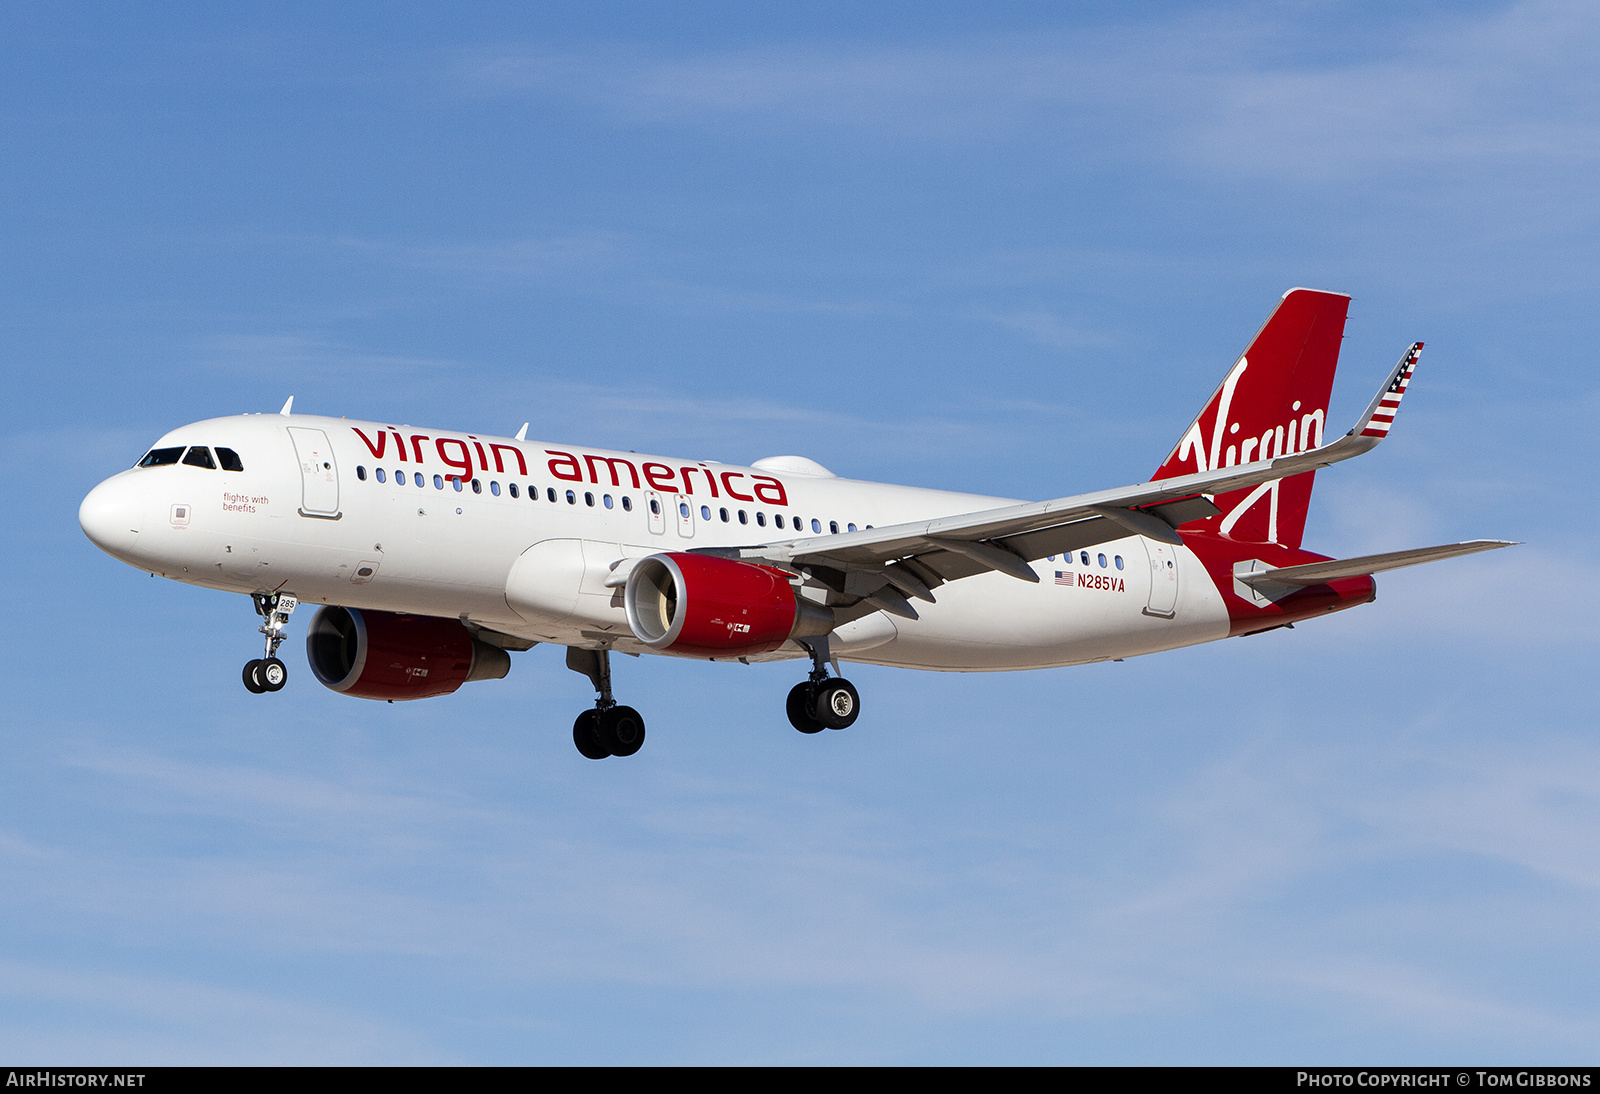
1360 342 1422 439
1055 571 1073 585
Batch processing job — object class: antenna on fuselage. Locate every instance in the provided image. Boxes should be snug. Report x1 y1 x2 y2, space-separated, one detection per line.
279 396 294 416
515 422 528 441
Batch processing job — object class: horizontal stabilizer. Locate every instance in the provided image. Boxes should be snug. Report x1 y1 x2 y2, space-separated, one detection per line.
1238 539 1516 587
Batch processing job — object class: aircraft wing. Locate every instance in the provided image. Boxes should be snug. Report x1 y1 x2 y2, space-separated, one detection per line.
716 346 1428 618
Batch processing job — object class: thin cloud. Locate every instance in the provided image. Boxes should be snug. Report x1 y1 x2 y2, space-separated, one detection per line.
454 2 1600 184
972 307 1118 352
331 230 634 279
195 333 461 378
0 959 437 1064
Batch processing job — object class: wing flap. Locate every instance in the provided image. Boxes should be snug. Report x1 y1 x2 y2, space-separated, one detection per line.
991 515 1130 566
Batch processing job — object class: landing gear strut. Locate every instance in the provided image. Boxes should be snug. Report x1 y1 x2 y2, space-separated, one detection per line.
243 592 297 694
566 646 646 759
787 636 860 733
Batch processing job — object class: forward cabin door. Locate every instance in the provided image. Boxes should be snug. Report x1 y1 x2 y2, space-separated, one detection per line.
287 427 341 518
1142 539 1178 617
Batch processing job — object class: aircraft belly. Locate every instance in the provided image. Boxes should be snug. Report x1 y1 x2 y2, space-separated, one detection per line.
853 542 1229 671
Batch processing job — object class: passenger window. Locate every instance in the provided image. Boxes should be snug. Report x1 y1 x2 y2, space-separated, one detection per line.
356 465 367 481
773 514 783 529
1098 553 1107 568
719 507 729 522
1115 555 1123 570
738 510 748 525
548 488 557 503
567 490 577 505
829 521 838 534
811 519 821 533
757 512 766 527
182 447 216 469
414 472 424 487
1080 551 1090 565
585 492 594 506
649 498 661 516
622 496 632 512
700 505 711 520
508 483 517 498
847 523 856 532
472 479 482 494
604 494 613 509
216 447 245 472
679 502 690 518
491 481 501 496
376 468 386 483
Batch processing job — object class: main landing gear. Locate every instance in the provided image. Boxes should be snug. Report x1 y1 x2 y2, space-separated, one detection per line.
787 636 860 734
243 592 297 694
566 646 646 760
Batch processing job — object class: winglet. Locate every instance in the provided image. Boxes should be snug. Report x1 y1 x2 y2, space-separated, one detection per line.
515 422 529 441
1349 342 1421 442
279 396 294 416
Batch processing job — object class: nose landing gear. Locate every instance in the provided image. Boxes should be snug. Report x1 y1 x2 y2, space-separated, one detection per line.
243 593 297 694
787 637 860 733
566 646 646 759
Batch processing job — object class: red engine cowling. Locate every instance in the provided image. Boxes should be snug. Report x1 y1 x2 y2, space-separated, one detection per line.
623 552 833 658
305 606 511 701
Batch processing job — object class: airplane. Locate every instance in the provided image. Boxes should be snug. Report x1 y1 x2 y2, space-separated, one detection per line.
78 289 1512 759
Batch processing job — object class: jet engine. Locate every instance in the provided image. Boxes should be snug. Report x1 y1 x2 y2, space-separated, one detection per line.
305 606 511 701
623 552 833 658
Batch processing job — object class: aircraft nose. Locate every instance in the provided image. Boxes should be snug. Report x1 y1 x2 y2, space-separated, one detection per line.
79 477 143 558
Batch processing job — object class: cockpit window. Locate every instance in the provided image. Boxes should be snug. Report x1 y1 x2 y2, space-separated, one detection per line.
216 447 244 472
137 447 184 468
182 446 216 469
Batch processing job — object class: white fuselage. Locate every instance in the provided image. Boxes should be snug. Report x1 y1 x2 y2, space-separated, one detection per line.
79 413 1232 671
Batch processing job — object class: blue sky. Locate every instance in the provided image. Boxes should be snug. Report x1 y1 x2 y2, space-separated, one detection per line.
1 0 1595 1063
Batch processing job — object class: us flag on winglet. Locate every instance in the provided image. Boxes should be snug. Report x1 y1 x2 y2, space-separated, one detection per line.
1361 342 1422 439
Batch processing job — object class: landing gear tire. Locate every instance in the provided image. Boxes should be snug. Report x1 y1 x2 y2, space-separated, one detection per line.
260 657 288 692
599 705 646 757
814 679 860 730
573 709 610 760
786 683 825 734
242 659 266 694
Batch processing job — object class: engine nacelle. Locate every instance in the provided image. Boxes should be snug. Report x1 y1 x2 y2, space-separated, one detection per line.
305 606 511 701
624 552 834 658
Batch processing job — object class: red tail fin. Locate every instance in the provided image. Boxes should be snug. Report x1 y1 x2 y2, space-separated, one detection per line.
1152 288 1350 548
